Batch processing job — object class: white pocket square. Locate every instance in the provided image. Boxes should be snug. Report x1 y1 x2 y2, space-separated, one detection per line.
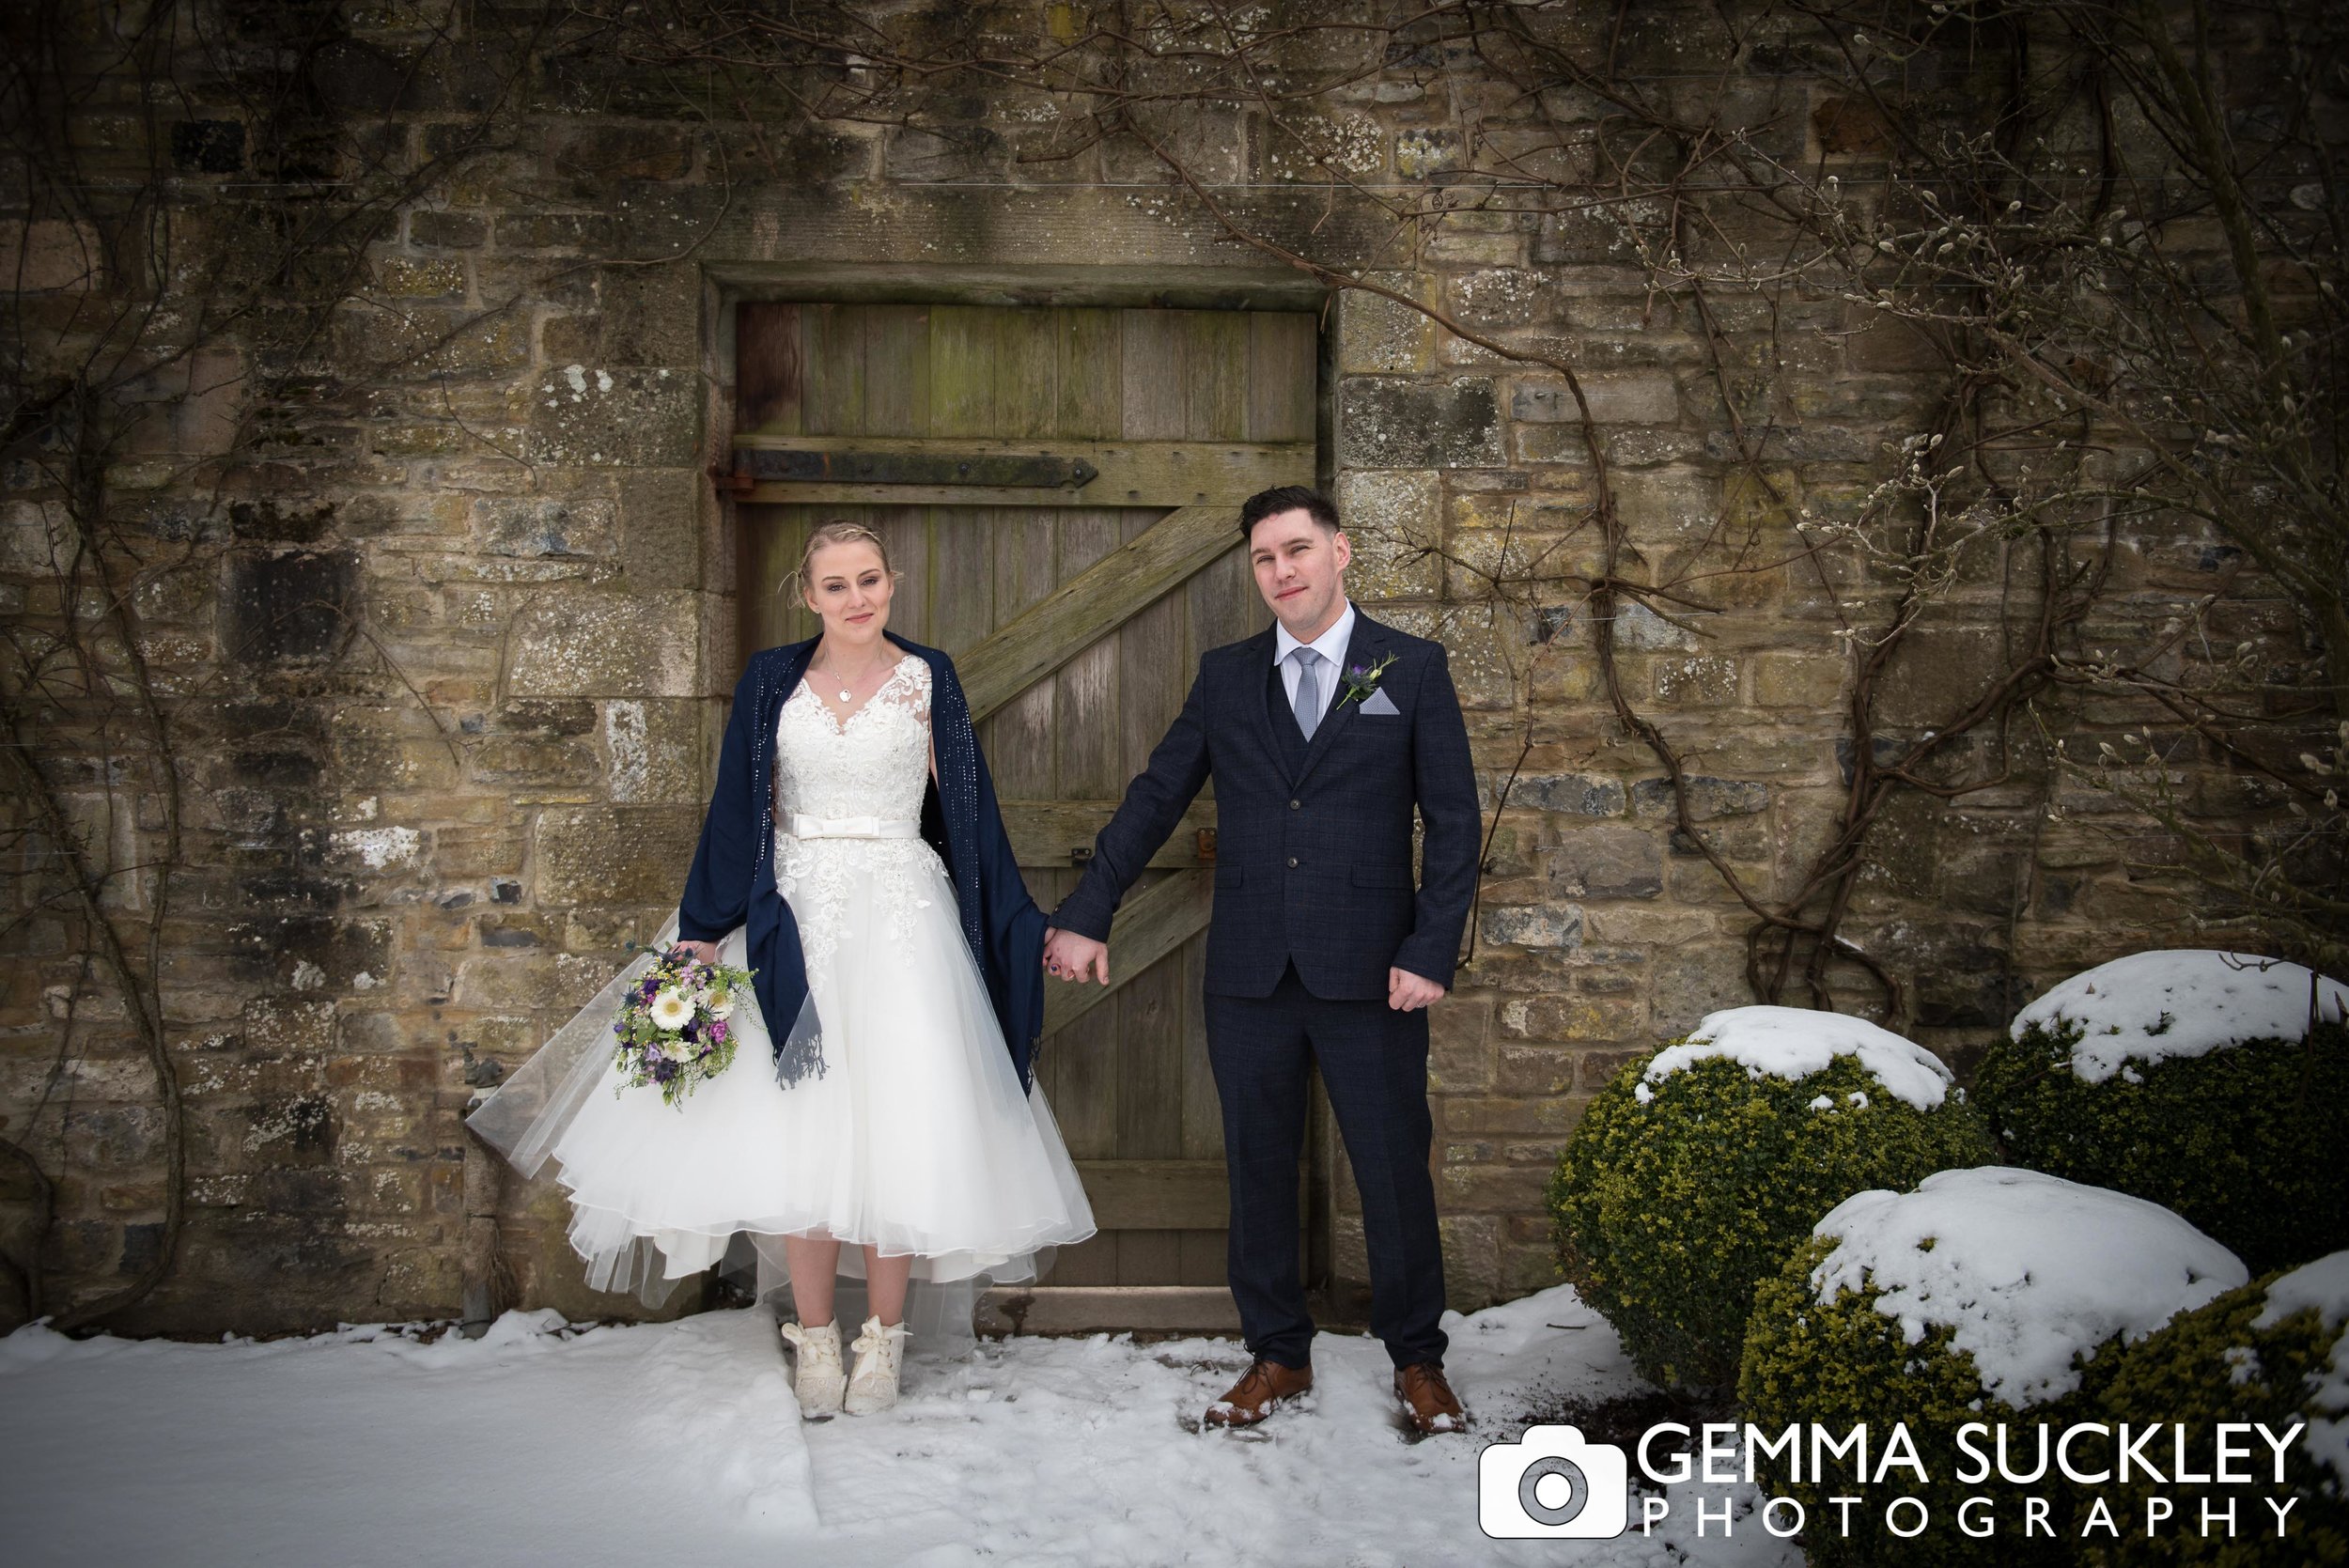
1359 689 1401 716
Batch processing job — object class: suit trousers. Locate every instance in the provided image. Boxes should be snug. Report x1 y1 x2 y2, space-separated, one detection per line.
1204 962 1450 1370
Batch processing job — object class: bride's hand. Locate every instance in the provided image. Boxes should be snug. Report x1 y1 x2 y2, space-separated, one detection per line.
672 939 722 966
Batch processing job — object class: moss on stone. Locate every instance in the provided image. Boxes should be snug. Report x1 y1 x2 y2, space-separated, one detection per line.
1547 1047 1995 1390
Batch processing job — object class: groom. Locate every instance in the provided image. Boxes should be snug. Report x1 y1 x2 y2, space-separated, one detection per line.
1042 485 1480 1434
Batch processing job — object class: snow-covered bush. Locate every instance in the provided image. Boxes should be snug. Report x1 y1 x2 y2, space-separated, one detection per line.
1976 952 2349 1272
1547 1004 1995 1390
1739 1168 2248 1568
2086 1251 2349 1567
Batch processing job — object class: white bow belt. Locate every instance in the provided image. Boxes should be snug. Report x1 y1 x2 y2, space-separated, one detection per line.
784 813 921 840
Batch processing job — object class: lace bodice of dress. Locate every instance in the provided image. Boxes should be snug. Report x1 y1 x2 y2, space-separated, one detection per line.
775 653 933 820
772 654 941 971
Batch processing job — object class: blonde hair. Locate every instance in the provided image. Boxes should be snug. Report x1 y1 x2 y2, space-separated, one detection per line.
785 520 900 605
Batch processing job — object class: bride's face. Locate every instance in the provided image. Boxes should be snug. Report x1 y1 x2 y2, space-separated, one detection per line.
801 539 894 645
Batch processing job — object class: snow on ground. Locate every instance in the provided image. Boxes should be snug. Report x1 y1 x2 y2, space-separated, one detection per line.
1640 1004 1953 1111
2009 950 2349 1082
1 1284 1797 1568
1809 1168 2248 1408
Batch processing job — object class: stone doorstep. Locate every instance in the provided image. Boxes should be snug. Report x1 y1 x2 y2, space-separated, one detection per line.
974 1284 1371 1340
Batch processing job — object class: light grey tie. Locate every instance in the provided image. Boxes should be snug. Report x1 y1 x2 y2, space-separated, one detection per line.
1289 646 1325 741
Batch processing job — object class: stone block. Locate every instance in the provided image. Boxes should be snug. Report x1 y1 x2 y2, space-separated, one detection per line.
474 493 619 558
1339 378 1502 470
1481 901 1584 949
532 804 706 907
1447 268 1567 332
1630 776 1769 820
1500 1242 1567 1297
1497 994 1637 1043
1874 629 2002 727
548 122 694 184
1510 373 1679 426
614 470 704 591
1338 286 1438 375
1534 204 1651 265
1427 996 1493 1093
409 210 488 249
1509 773 1625 816
1612 468 1719 543
374 256 466 299
601 698 703 803
1494 1044 1577 1096
1755 651 1847 708
1439 1213 1501 1310
220 549 359 664
1548 824 1664 899
1439 1160 1555 1214
1652 654 1740 706
505 589 703 698
1441 1094 1586 1137
527 366 698 467
1332 469 1441 598
1649 944 1752 1037
0 219 98 291
1392 127 1460 179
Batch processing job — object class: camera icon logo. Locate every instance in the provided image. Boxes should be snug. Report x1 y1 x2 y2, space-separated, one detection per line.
1478 1423 1630 1539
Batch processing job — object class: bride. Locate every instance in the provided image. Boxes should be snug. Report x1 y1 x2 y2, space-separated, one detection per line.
468 520 1096 1417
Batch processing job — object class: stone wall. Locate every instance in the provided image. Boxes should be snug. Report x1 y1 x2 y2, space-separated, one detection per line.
0 0 2311 1332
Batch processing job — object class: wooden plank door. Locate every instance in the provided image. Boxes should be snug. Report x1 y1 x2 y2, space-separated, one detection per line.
730 301 1317 1330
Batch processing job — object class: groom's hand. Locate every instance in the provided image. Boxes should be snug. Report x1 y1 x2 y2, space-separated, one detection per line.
1043 926 1110 985
1388 967 1445 1012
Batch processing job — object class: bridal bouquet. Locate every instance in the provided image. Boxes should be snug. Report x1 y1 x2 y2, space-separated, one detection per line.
612 946 755 1107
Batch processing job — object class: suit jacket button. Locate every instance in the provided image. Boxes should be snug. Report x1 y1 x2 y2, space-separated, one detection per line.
1286 856 1299 868
1288 799 1300 810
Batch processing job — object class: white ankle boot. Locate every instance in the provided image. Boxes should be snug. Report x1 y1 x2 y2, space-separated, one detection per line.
779 1319 845 1417
844 1314 908 1415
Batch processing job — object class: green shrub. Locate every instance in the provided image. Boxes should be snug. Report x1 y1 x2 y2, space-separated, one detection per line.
1737 1169 2248 1568
1548 1014 1996 1390
1977 962 2349 1273
1740 1234 2076 1568
2085 1253 2349 1568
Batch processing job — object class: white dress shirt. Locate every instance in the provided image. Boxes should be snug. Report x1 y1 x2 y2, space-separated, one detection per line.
1273 600 1356 726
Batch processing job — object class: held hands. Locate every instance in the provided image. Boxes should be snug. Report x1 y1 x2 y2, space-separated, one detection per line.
672 939 722 966
1042 926 1110 985
1388 967 1445 1012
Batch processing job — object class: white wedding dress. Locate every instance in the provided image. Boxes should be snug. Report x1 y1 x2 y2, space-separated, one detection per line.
476 653 1095 1312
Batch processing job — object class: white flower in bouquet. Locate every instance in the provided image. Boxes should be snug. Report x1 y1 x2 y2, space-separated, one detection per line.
707 987 736 1019
649 989 692 1031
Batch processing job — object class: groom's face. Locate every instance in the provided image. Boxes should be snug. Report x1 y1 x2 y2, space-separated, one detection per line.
1249 508 1352 640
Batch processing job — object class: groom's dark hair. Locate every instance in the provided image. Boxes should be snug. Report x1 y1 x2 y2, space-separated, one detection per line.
1239 485 1341 539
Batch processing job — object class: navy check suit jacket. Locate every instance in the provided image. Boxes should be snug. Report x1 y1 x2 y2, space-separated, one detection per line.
1051 610 1480 1000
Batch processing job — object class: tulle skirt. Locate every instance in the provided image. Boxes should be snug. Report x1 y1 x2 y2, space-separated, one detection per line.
477 832 1095 1305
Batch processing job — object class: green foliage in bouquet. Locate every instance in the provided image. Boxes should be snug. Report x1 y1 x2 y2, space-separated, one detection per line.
1548 1048 1995 1391
1975 1018 2349 1273
2083 1256 2349 1568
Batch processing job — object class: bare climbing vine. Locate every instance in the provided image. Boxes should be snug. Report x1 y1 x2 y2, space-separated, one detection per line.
597 0 2343 1013
0 0 550 1327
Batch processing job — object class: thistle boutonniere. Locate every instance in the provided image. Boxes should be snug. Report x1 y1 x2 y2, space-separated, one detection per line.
1336 651 1399 709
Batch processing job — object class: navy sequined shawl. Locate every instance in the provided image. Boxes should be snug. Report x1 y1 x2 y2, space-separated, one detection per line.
674 633 1050 1091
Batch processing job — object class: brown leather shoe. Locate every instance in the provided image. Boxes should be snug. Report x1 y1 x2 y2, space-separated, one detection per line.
1204 1358 1314 1428
1393 1362 1467 1434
